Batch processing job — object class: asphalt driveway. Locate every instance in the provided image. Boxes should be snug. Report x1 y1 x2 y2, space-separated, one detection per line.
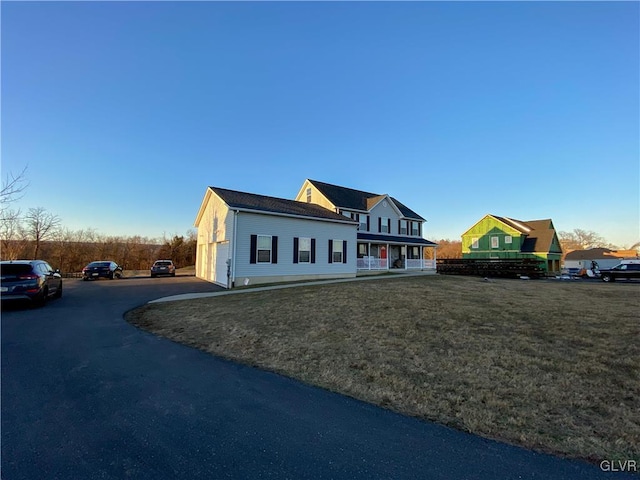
1 276 635 479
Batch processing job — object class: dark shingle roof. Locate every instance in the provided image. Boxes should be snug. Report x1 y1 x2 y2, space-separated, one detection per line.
358 232 438 246
491 216 561 254
564 248 614 260
308 180 425 220
210 187 357 223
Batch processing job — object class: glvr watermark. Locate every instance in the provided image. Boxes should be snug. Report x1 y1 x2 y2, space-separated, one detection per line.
600 460 637 472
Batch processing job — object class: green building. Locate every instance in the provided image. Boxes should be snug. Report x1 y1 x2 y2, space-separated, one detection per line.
461 214 563 272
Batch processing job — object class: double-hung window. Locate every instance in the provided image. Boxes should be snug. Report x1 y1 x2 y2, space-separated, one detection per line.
333 240 343 263
360 215 368 231
411 222 419 236
250 235 278 264
298 237 311 263
380 217 390 233
471 237 479 249
399 220 408 235
491 236 499 248
328 239 347 264
257 235 273 262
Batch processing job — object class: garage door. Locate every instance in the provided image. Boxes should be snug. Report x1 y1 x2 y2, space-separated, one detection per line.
214 242 230 287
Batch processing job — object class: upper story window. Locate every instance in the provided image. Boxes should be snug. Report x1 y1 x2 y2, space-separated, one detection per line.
491 236 499 248
399 220 408 235
505 235 512 244
306 188 312 203
411 222 419 236
380 217 390 234
471 238 479 249
359 215 368 231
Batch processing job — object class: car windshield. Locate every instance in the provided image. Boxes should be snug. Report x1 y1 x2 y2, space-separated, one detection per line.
88 262 111 267
1 264 33 275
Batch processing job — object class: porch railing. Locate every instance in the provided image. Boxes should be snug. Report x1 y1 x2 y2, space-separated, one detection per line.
357 258 437 270
357 257 388 270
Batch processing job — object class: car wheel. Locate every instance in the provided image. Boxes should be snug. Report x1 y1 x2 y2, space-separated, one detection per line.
54 283 63 298
114 271 122 279
34 288 48 307
601 274 613 282
171 272 175 277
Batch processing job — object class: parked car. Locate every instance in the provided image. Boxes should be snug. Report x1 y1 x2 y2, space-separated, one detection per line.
151 260 176 278
0 260 63 306
600 260 640 282
82 261 123 280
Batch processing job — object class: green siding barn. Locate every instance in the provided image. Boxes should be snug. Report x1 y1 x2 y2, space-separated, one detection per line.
461 214 563 272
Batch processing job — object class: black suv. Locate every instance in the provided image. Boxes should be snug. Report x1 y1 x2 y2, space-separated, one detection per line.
0 260 63 306
600 262 640 282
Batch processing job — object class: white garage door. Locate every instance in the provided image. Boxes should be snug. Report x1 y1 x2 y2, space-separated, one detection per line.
214 242 230 287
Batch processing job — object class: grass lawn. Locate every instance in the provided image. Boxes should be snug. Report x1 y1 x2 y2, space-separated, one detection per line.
126 274 639 464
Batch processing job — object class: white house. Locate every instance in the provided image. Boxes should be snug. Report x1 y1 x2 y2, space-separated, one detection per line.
295 180 438 271
564 248 639 272
194 186 358 288
194 180 438 288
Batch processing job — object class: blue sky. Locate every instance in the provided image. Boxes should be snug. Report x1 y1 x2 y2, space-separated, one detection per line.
3 1 639 247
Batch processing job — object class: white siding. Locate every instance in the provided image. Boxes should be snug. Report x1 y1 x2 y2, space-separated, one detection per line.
234 212 357 286
195 190 235 284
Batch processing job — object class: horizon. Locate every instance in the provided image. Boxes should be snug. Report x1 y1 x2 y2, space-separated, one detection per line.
3 2 638 247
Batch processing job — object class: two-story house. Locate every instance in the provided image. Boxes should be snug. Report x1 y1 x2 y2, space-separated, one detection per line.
461 214 563 272
295 180 438 271
194 180 437 287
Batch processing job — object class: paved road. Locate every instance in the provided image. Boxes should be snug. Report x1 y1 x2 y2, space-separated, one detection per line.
1 276 635 479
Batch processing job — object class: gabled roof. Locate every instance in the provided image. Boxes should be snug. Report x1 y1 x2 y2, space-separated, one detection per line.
564 248 615 260
307 179 425 220
493 216 560 254
209 186 358 224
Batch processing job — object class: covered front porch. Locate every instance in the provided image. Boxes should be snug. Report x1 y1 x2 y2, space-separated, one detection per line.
356 234 438 271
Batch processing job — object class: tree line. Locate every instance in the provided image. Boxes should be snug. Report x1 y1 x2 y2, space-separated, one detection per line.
0 168 196 272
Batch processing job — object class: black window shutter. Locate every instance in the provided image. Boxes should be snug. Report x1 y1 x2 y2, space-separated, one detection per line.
343 240 347 264
293 237 299 264
366 216 370 232
250 235 257 264
378 217 382 233
328 239 333 263
387 218 391 234
398 220 401 235
272 236 278 264
418 223 422 237
311 238 316 263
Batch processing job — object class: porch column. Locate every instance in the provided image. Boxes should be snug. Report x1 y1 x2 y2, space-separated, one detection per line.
368 243 371 270
386 243 389 270
405 244 408 270
433 246 437 269
420 246 424 270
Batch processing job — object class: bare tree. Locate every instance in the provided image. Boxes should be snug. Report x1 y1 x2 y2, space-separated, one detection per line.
1 166 29 207
558 229 614 252
24 207 61 259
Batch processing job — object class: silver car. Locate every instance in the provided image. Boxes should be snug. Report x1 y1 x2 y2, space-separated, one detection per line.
150 260 176 278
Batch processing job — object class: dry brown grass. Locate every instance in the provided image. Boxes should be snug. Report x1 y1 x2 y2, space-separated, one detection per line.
126 275 640 464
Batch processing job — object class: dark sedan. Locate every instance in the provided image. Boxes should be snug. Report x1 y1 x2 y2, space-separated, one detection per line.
0 260 63 306
82 261 123 280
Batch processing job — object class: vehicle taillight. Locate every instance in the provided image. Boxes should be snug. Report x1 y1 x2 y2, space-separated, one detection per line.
18 274 39 280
